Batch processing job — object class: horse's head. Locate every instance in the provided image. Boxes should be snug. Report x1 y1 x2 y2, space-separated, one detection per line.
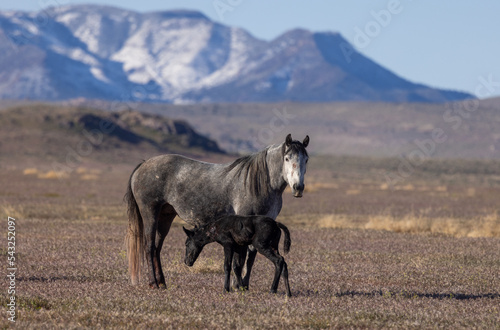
282 133 309 198
182 226 208 267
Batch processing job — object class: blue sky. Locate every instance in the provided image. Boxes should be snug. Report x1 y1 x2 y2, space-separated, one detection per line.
3 0 499 98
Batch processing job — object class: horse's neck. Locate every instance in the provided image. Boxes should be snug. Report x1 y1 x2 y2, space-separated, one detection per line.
203 232 217 245
266 144 286 193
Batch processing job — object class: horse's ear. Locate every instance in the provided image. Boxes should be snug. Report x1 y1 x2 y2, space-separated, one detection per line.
285 134 292 147
183 226 193 237
303 135 309 148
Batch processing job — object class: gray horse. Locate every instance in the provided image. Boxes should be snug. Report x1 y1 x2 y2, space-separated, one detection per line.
125 133 309 288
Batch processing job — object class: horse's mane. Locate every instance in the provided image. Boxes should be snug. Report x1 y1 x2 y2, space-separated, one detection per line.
223 147 270 198
283 140 308 158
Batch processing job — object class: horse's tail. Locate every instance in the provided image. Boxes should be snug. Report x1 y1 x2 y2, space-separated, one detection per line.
276 222 291 254
124 161 145 285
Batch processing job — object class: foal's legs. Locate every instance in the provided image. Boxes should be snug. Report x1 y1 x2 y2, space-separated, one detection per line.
223 245 234 292
259 249 292 297
242 246 257 288
232 245 246 290
281 261 292 297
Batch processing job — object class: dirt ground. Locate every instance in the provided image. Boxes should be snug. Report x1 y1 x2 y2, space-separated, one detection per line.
1 155 499 328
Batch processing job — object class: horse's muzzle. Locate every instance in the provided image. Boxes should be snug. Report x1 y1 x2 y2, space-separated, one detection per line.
293 184 304 197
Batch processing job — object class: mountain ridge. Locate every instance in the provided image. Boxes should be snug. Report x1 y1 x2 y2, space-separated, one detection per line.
0 104 225 168
0 4 473 103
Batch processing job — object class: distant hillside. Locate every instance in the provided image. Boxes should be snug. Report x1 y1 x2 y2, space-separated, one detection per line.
0 4 472 103
1 97 498 166
93 98 498 160
0 104 224 167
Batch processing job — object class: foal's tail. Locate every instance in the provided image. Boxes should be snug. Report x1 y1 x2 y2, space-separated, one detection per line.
276 222 291 254
124 161 145 285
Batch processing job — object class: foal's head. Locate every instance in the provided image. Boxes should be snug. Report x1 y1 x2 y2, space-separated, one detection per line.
282 134 309 198
183 226 210 267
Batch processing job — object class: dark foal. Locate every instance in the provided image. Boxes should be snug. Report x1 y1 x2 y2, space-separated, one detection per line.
183 215 292 297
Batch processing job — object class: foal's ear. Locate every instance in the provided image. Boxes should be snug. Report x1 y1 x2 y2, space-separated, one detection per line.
183 226 193 237
303 135 309 148
285 133 292 147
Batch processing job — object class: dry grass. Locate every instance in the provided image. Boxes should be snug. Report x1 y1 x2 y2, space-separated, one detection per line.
24 166 102 180
1 216 498 329
1 155 500 328
80 174 99 180
36 170 69 179
345 189 361 196
187 255 224 275
365 213 500 238
317 214 360 230
75 167 88 174
22 168 39 175
0 203 25 220
317 212 500 238
24 167 69 179
304 182 339 193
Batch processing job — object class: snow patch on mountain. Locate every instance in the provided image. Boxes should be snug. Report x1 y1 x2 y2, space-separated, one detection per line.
0 5 473 103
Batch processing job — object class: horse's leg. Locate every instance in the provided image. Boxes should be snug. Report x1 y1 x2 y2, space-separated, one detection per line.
154 204 176 288
242 246 257 288
232 245 246 290
223 245 234 292
140 204 162 288
259 248 284 294
282 261 292 297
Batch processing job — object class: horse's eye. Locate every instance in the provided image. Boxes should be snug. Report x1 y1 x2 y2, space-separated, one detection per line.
285 157 289 162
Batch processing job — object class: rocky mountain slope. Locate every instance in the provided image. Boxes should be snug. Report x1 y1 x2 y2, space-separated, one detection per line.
0 5 472 103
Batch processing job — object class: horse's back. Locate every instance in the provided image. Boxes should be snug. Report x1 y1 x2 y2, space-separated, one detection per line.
132 154 232 225
133 154 221 188
252 216 281 237
138 154 216 173
219 215 276 244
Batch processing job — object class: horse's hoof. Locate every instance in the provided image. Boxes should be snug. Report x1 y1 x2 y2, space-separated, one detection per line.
158 283 167 290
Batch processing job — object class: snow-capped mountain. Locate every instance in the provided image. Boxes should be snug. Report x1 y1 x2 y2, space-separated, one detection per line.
0 5 472 103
